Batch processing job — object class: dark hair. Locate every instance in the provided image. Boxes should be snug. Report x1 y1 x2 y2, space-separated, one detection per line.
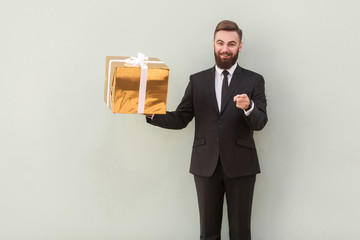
214 20 242 42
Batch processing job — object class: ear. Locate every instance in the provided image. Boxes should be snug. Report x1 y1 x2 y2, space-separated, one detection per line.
238 42 243 52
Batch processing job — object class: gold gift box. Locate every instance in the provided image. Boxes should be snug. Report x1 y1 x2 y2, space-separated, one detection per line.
104 56 169 114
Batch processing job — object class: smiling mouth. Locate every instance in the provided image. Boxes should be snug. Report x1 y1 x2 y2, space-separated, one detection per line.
220 53 231 58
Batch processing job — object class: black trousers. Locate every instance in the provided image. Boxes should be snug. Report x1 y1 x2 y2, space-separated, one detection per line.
194 160 256 240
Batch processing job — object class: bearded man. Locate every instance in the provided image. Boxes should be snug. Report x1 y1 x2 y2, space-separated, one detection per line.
146 20 268 240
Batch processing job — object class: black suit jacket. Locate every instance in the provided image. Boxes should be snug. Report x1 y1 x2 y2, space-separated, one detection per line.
147 65 267 177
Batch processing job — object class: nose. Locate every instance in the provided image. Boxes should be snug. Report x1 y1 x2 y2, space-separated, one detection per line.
221 44 229 52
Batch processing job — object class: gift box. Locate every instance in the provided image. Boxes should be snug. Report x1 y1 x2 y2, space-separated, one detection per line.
104 53 169 114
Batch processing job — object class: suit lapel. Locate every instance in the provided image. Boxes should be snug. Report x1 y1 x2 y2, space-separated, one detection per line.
220 65 243 114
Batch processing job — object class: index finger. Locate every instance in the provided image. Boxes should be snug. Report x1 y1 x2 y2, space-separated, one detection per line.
233 94 241 102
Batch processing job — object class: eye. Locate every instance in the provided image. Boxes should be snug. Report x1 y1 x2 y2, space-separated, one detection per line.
216 41 224 46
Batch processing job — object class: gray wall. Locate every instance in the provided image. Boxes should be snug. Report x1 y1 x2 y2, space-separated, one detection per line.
1 0 359 239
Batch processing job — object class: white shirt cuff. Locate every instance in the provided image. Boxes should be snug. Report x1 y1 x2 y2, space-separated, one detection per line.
146 114 154 120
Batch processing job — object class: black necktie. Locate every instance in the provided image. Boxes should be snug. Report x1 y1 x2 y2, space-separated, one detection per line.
221 70 229 111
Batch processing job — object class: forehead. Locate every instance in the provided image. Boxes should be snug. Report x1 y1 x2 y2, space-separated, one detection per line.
214 30 240 43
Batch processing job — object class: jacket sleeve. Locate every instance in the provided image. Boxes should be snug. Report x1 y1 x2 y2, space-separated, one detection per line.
245 75 268 131
146 78 195 130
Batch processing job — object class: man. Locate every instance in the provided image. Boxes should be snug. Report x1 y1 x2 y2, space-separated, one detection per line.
147 20 267 240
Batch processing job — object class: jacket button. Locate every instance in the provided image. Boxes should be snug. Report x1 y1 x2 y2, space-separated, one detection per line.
218 120 221 124
216 138 219 141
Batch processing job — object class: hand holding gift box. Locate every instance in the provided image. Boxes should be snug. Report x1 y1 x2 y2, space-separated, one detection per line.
104 53 169 114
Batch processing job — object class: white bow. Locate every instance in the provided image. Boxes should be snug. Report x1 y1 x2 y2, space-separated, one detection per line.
125 52 149 67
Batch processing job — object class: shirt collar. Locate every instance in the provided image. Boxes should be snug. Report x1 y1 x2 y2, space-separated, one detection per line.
215 62 238 76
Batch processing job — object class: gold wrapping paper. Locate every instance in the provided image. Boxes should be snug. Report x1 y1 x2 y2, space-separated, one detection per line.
104 56 169 114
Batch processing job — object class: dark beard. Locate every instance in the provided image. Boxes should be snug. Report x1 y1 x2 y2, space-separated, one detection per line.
214 51 239 69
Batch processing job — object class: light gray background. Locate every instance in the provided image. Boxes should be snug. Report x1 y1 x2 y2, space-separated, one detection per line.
1 0 359 239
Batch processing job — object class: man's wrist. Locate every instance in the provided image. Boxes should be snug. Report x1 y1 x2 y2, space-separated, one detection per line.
244 100 254 116
245 101 252 111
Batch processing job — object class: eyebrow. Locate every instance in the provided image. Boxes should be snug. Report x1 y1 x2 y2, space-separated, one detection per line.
216 40 237 44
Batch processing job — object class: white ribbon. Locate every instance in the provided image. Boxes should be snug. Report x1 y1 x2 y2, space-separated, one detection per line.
106 53 163 113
